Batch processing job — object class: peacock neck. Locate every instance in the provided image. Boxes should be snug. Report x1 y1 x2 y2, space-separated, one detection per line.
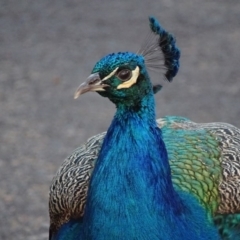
82 92 185 238
101 92 178 203
114 89 157 124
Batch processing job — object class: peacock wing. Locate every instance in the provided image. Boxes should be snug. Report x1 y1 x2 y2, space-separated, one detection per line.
49 133 104 234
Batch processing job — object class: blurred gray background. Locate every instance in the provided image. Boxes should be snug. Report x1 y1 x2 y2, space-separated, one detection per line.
0 0 240 239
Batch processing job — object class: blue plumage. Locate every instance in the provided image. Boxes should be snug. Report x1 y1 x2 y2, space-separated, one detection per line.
79 90 218 239
93 52 145 76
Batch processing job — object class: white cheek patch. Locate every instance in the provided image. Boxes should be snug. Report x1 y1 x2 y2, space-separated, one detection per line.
117 66 140 89
102 67 119 81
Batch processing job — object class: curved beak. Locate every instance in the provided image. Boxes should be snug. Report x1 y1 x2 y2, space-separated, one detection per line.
74 73 109 99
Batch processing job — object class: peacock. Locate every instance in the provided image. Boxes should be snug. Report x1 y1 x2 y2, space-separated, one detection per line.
49 17 240 240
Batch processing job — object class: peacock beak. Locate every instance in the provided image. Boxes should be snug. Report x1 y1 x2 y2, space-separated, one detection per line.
74 73 109 99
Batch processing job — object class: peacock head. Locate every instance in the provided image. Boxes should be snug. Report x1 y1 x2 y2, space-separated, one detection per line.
74 17 180 107
74 52 157 106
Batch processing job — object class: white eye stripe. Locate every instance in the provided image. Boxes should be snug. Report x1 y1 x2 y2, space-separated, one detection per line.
102 67 119 81
101 65 140 89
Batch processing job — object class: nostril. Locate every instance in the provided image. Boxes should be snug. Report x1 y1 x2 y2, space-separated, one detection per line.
89 78 100 85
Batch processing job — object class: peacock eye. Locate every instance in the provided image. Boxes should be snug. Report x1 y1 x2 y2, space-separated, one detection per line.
116 69 132 81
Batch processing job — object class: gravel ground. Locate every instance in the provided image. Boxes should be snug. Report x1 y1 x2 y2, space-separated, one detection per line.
1 0 240 239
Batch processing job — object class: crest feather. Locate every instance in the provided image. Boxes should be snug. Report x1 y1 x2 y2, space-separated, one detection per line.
138 17 180 83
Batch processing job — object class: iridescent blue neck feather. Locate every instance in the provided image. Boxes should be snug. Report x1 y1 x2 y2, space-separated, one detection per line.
78 81 219 240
